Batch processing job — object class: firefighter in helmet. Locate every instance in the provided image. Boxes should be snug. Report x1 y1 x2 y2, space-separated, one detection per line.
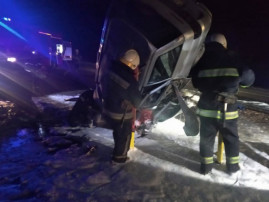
100 49 142 163
191 33 255 174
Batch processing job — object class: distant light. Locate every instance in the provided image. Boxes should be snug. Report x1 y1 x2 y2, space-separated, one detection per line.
32 51 36 54
38 31 52 36
3 17 11 21
56 44 63 54
7 57 17 62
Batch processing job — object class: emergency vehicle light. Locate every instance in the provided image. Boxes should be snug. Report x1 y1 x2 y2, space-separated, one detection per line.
0 22 26 41
38 31 52 36
3 17 11 21
7 57 17 62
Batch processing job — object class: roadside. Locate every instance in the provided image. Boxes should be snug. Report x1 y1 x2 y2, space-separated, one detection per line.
1 95 269 201
1 79 269 201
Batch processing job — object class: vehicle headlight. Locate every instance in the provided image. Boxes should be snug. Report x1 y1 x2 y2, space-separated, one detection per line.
7 57 17 62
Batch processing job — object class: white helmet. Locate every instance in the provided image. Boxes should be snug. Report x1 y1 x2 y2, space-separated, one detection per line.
120 49 140 70
209 33 227 49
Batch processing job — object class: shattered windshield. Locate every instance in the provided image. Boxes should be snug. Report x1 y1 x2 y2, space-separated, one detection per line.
148 45 182 84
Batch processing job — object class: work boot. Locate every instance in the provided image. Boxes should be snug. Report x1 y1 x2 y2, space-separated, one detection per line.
227 163 240 174
111 156 129 164
200 163 213 175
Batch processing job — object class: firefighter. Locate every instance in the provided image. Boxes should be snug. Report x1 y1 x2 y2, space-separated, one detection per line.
190 33 255 174
100 49 142 163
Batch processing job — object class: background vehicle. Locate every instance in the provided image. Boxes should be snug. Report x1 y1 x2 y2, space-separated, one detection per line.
0 17 73 108
0 18 72 69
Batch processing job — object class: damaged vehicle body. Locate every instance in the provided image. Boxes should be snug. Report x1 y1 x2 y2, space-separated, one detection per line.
70 0 212 135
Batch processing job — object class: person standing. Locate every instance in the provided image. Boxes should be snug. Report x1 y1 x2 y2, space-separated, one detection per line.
99 49 142 163
73 49 82 70
191 33 255 174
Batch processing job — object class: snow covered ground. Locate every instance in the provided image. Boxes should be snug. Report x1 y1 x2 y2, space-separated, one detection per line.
1 90 269 201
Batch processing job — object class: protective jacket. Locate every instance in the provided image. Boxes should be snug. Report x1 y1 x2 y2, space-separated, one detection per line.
191 42 255 119
101 60 142 120
100 60 142 163
192 42 255 92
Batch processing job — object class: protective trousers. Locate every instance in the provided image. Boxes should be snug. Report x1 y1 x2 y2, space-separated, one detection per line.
108 117 132 163
200 117 239 172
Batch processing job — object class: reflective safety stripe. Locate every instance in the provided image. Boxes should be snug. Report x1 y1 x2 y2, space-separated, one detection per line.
198 68 239 78
240 85 250 88
109 72 130 89
201 156 214 164
226 156 239 164
196 108 239 120
103 109 133 120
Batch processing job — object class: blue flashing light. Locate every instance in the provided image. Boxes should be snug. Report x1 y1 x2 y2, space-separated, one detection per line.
0 21 26 41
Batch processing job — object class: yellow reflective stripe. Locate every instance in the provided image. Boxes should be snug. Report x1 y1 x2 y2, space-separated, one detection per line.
225 111 239 119
198 68 239 77
226 156 239 164
201 156 214 164
197 109 222 119
103 109 133 120
196 109 238 119
240 85 250 88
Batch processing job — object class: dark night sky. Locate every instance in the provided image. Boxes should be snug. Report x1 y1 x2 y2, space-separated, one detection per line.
1 0 109 59
201 0 269 58
200 0 269 87
1 0 268 87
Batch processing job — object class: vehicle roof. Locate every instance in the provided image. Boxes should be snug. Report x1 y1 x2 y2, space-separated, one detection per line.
109 0 183 48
